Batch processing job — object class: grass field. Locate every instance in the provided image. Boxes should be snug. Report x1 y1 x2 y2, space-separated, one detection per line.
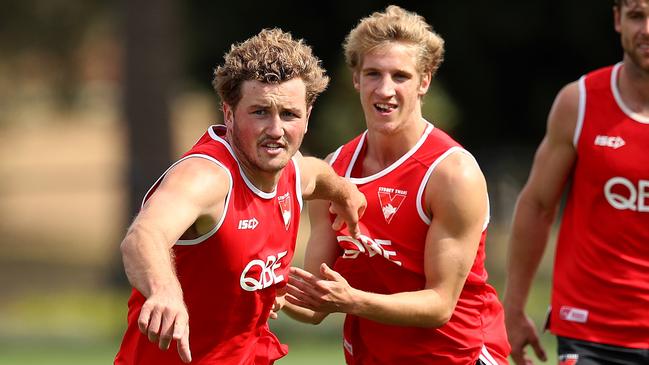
0 339 344 365
0 281 559 365
0 334 557 365
0 256 562 365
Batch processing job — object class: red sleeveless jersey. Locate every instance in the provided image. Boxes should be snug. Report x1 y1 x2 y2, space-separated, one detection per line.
330 122 510 365
549 63 649 348
115 125 302 364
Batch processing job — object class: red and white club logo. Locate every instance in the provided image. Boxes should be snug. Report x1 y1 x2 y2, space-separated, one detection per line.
377 187 407 223
277 192 292 229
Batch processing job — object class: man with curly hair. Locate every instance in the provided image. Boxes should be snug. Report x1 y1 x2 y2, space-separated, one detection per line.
283 6 510 365
114 28 366 365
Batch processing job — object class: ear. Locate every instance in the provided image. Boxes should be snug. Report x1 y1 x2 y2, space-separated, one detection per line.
418 72 432 96
223 103 234 128
305 106 313 134
352 71 361 91
613 5 622 33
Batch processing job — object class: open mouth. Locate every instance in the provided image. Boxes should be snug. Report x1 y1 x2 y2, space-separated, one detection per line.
261 141 286 154
374 103 397 113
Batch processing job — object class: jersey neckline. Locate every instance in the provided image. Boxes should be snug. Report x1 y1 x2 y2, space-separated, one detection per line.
611 62 649 125
345 121 434 185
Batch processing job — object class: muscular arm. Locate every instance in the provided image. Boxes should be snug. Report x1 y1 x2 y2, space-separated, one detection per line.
503 82 579 365
287 152 489 328
120 157 229 362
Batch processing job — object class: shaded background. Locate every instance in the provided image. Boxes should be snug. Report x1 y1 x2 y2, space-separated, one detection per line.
0 0 620 363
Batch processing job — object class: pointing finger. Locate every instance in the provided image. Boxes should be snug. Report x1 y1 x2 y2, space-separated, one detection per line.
177 324 192 363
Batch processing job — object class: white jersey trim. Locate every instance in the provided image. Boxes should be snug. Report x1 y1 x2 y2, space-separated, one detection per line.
415 147 490 230
573 75 586 147
344 131 367 179
611 62 649 124
328 145 343 166
208 125 277 199
479 345 500 365
140 153 233 246
292 156 303 211
346 121 434 184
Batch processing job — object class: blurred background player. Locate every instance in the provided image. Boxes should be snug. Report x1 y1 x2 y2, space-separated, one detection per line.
503 1 649 364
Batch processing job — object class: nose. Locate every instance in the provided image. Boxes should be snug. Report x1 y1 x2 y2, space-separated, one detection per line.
375 75 396 98
265 114 284 139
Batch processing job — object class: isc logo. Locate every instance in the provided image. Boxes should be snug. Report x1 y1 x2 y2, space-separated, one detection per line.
594 135 625 149
240 251 288 292
238 218 259 230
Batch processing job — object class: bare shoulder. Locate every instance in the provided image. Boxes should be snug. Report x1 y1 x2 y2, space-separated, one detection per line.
158 157 231 207
429 152 486 195
424 151 487 223
547 80 580 142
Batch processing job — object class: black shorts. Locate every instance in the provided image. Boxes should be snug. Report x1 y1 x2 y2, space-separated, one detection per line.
557 336 649 365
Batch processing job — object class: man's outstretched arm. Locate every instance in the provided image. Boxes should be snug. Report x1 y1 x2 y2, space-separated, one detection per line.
121 158 229 363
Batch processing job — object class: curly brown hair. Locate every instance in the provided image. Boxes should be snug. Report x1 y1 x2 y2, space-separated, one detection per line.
213 28 329 109
343 5 445 77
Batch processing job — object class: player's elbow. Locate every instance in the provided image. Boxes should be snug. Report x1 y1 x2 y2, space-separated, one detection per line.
119 225 139 257
418 308 453 328
119 222 151 261
517 188 558 224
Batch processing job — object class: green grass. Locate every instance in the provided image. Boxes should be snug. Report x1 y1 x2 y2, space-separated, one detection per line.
0 339 119 365
0 281 559 365
277 340 344 364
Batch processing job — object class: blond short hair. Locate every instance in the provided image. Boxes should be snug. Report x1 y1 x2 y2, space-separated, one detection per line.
213 28 329 108
343 5 445 77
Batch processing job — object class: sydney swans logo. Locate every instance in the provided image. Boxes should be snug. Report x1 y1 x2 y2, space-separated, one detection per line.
277 192 292 229
377 187 407 223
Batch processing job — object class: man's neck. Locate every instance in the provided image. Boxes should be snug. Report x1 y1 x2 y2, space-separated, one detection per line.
619 60 649 116
363 117 428 173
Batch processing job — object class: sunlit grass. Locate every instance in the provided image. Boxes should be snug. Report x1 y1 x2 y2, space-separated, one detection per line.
0 281 559 364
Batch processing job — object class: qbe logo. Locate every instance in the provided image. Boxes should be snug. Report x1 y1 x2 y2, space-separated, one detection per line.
604 177 649 212
239 251 287 292
337 234 402 266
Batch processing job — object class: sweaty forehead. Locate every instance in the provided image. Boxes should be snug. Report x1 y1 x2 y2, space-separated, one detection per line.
239 79 307 109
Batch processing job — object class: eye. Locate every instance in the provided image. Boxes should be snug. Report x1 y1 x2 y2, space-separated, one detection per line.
364 70 380 77
627 10 646 20
393 72 410 82
281 110 299 119
252 109 267 116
